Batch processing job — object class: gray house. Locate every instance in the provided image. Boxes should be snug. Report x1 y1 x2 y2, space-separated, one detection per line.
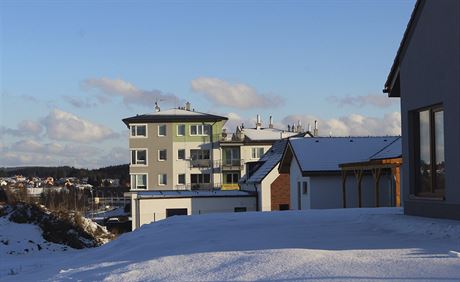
384 0 459 219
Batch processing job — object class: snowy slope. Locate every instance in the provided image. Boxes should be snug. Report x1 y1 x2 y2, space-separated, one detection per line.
2 208 460 281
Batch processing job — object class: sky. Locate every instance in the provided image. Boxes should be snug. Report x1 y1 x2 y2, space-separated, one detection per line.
0 0 415 168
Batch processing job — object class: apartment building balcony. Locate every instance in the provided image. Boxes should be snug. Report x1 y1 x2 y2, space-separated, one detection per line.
174 183 221 190
221 159 244 171
189 159 212 168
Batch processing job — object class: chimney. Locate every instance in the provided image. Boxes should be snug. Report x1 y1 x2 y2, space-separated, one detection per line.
287 124 291 132
313 120 319 136
256 114 262 129
269 115 274 129
297 120 302 132
154 102 161 112
292 123 296 132
185 101 191 111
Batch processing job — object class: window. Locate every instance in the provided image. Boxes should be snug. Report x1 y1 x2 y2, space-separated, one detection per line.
130 125 147 137
190 124 211 136
178 149 186 160
191 174 211 184
224 147 240 166
177 124 185 136
224 172 240 184
279 204 289 210
234 207 247 212
158 124 167 136
251 147 265 159
159 174 167 186
158 149 167 161
178 174 186 185
414 105 445 198
302 181 308 194
190 149 210 160
131 174 147 189
166 208 187 217
131 149 147 165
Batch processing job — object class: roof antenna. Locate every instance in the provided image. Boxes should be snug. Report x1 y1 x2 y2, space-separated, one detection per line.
154 98 164 112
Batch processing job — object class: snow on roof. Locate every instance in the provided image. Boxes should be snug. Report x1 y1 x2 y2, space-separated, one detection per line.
246 140 287 183
146 108 207 116
122 108 228 126
135 190 255 198
242 127 298 141
370 137 402 160
289 136 400 172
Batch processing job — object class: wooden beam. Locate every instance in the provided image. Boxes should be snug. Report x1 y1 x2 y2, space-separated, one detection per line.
392 166 401 207
372 168 382 207
341 170 347 208
354 169 364 208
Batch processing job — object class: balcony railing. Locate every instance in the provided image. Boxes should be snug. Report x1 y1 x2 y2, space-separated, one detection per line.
174 183 222 190
221 159 244 170
189 159 212 168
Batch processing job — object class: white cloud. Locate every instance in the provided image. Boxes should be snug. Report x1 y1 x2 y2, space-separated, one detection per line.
327 94 398 108
82 77 182 107
1 120 43 137
282 112 401 136
64 96 98 108
191 77 284 109
42 109 118 143
1 139 127 168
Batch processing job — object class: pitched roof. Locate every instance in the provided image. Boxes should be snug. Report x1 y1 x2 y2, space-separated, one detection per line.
245 140 288 184
383 0 423 95
122 108 228 127
242 127 299 141
283 136 400 174
369 137 402 160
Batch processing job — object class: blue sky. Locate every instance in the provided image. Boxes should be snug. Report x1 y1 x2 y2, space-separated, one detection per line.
0 0 415 168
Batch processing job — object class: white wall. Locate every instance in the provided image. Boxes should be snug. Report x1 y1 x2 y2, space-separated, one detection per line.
259 164 281 211
132 195 256 230
289 160 311 210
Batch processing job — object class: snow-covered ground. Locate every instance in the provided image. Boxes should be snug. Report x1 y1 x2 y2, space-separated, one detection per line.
2 207 460 281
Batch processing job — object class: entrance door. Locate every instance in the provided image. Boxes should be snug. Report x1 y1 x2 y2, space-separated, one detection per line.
166 208 188 217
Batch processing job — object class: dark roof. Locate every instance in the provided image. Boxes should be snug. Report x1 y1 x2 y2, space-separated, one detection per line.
383 0 423 96
122 108 228 127
245 140 288 184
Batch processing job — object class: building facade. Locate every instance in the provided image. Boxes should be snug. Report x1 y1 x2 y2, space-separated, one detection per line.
383 0 460 219
123 106 228 191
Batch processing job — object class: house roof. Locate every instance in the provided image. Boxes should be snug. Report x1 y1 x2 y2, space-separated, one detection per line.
242 128 299 141
369 137 402 160
122 108 228 127
383 0 423 96
245 139 288 184
280 136 400 175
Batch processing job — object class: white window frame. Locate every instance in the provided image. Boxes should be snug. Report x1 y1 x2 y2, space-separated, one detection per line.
158 124 167 137
130 148 148 166
130 124 148 138
177 174 186 185
190 124 211 136
177 124 186 136
130 173 148 190
177 149 186 160
158 149 167 161
251 147 265 159
158 174 167 186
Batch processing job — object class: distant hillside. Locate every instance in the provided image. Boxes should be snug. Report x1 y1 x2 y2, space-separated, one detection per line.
0 165 129 186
